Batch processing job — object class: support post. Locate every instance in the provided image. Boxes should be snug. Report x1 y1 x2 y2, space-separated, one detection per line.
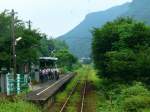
11 9 17 94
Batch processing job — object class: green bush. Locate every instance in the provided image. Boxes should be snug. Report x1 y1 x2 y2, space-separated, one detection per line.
0 93 41 112
0 100 41 112
98 82 150 112
142 108 150 112
121 82 150 97
117 83 150 112
122 95 150 112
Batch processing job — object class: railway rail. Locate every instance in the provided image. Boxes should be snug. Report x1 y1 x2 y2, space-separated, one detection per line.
59 80 80 112
80 81 87 112
59 80 87 112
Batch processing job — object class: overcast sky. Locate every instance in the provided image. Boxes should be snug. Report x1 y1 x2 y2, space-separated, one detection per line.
0 0 132 37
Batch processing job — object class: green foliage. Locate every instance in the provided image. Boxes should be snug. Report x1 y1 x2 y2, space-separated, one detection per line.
37 36 77 72
0 11 45 70
121 82 150 97
55 92 67 103
53 39 68 51
40 38 68 57
55 49 77 71
105 47 150 82
0 97 41 112
55 71 81 102
142 108 150 112
92 17 150 82
66 92 80 112
0 101 41 112
0 11 13 68
119 83 150 112
96 81 150 112
122 96 150 112
0 10 76 73
105 49 136 81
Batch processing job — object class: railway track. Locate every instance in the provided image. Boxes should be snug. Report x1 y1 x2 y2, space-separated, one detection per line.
46 66 98 112
59 80 87 112
59 80 80 112
80 81 87 112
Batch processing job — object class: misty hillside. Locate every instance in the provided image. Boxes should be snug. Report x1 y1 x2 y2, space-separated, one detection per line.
59 0 150 58
124 0 150 24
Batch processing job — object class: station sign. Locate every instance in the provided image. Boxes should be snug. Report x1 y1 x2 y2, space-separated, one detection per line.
6 73 28 95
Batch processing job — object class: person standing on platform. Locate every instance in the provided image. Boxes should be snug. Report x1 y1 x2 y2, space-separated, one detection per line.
28 75 32 90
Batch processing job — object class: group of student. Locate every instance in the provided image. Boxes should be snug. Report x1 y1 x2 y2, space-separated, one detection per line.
39 68 59 83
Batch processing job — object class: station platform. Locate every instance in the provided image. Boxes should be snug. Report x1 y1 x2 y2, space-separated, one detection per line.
26 73 74 101
31 75 65 91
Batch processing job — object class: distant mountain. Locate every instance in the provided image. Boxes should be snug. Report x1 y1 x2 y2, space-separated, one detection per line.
59 0 150 58
124 0 150 24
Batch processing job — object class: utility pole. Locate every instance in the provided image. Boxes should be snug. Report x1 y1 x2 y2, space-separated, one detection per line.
26 20 32 74
11 9 17 94
27 20 32 30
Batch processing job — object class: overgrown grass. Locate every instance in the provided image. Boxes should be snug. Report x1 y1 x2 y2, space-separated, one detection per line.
55 72 81 103
66 92 81 112
96 81 150 112
55 65 100 112
55 66 89 102
85 65 101 88
0 94 41 112
57 65 150 112
0 100 41 112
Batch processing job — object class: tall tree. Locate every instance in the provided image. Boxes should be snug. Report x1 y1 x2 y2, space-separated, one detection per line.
92 17 150 82
0 11 44 71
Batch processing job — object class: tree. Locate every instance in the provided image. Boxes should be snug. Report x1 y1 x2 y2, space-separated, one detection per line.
92 17 150 82
26 33 76 71
0 11 12 68
55 49 77 70
0 10 77 73
0 11 44 71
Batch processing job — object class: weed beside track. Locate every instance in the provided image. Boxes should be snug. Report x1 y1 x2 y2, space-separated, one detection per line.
47 66 100 112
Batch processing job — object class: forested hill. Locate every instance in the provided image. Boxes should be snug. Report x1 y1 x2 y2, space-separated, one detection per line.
58 3 130 58
59 0 150 58
124 0 150 24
